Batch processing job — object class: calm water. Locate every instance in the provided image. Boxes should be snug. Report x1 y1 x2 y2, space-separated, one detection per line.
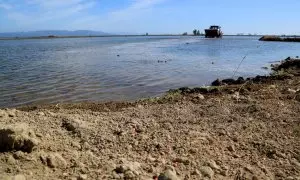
1 36 300 107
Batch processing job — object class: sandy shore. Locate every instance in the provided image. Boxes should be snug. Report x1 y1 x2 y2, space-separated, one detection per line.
0 59 300 180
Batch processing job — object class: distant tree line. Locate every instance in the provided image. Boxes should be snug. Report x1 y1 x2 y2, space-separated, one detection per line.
193 29 201 36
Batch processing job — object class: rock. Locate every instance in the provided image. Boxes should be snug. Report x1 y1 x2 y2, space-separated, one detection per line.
13 151 25 159
173 157 190 165
236 77 245 84
43 153 67 168
227 145 235 152
222 78 236 85
244 165 254 173
147 155 156 162
158 169 180 180
35 132 43 138
269 85 276 89
231 92 240 100
7 109 17 117
199 166 214 178
211 79 222 86
62 118 86 133
191 169 201 175
0 110 7 118
37 112 45 116
287 88 297 94
194 94 205 100
124 171 135 179
0 123 39 153
206 160 220 170
114 160 141 178
71 141 81 149
189 148 198 154
220 169 228 176
6 155 16 164
276 151 286 158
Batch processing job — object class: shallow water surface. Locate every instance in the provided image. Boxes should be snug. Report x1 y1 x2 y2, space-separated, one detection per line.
1 36 300 107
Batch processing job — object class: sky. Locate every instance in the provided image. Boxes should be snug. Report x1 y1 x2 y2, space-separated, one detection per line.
0 0 299 35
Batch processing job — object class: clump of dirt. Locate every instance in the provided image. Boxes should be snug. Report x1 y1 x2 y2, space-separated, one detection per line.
0 58 300 179
0 123 39 153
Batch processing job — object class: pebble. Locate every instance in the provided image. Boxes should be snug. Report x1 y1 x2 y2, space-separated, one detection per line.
147 155 156 162
276 151 286 158
124 171 135 179
231 92 240 100
7 109 17 117
220 169 228 176
13 151 25 159
244 165 254 173
114 160 141 178
45 153 67 168
173 157 190 165
189 148 198 154
35 132 43 138
195 94 205 100
6 155 16 164
191 169 200 175
71 141 82 149
0 110 7 117
78 174 88 180
206 160 220 170
158 169 180 180
269 85 276 89
287 88 297 94
199 166 214 178
227 145 235 152
37 112 45 116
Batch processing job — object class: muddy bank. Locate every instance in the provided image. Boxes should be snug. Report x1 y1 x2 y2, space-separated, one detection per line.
1 58 300 180
259 35 300 42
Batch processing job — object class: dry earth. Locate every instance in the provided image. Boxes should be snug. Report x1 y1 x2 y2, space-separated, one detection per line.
0 59 300 180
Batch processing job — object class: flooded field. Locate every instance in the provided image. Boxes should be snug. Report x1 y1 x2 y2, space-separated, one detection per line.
1 36 300 107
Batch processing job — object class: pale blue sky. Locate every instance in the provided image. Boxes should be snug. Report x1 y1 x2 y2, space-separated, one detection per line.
0 0 299 35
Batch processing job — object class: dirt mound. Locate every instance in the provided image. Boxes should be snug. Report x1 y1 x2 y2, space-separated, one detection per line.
0 123 38 153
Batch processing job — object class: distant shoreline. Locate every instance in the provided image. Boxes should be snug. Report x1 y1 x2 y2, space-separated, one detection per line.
0 34 263 41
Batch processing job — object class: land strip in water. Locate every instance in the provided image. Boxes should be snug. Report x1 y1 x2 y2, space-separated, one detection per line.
259 35 300 42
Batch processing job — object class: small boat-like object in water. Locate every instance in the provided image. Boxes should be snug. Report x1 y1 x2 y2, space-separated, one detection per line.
205 25 223 38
